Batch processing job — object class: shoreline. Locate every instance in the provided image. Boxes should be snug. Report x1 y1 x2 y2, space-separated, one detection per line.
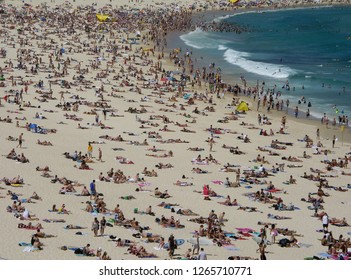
163 5 351 142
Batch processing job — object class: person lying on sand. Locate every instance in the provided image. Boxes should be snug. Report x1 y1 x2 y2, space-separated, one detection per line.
18 222 43 230
154 188 170 198
37 139 53 146
127 245 157 258
36 166 50 172
35 229 57 238
330 217 348 226
64 224 86 229
173 180 193 186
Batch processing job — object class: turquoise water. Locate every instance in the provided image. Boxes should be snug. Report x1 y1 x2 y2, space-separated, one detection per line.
177 6 351 119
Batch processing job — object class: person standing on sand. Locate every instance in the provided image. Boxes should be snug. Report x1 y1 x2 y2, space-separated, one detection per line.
192 231 200 255
17 133 23 148
90 180 96 200
260 225 268 243
197 248 207 260
208 137 214 152
332 135 336 148
257 241 267 260
322 213 329 233
87 142 93 158
236 169 241 184
168 233 176 259
98 147 102 161
102 108 107 120
92 217 99 237
100 216 106 236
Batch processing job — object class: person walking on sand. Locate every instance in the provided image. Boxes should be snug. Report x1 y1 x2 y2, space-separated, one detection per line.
17 133 23 148
332 135 336 148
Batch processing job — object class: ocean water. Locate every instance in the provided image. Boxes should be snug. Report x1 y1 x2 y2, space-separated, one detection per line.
175 6 351 119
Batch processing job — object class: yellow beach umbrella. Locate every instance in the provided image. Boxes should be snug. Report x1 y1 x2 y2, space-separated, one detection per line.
236 101 249 112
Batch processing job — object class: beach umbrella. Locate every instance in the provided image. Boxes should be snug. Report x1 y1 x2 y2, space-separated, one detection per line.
228 0 240 3
236 101 249 112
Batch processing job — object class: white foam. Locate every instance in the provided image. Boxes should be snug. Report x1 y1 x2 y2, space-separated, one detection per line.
223 48 297 79
180 28 219 49
218 45 228 51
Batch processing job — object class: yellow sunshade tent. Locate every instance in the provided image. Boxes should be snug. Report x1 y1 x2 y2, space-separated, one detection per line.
96 14 110 22
229 0 240 3
236 101 249 112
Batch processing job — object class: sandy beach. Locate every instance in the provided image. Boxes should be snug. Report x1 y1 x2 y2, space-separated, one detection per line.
0 0 350 260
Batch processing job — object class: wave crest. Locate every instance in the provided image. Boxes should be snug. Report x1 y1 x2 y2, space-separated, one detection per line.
223 49 297 79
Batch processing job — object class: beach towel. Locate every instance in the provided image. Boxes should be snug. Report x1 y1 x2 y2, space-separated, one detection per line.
138 182 151 187
317 253 333 259
23 246 40 253
11 184 23 187
43 219 65 223
236 228 253 233
183 93 191 100
19 242 32 247
192 160 209 165
265 189 282 193
223 245 239 251
211 180 223 185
